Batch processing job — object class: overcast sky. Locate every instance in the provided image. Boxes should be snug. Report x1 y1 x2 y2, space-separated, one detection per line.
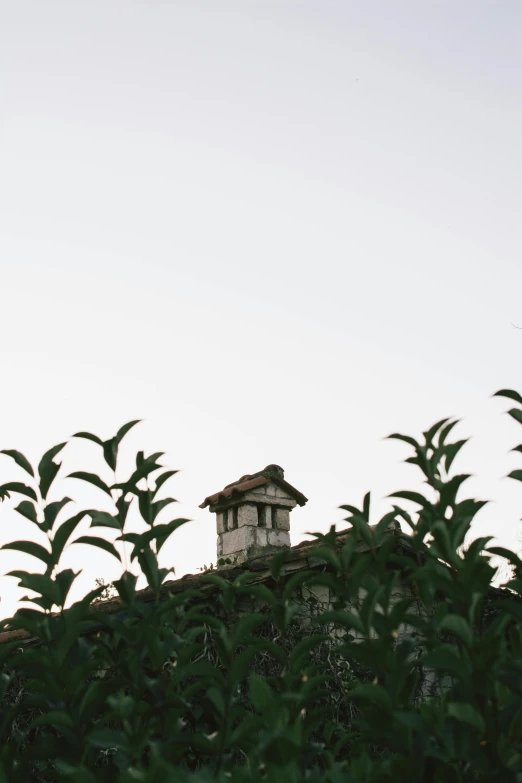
0 1 521 617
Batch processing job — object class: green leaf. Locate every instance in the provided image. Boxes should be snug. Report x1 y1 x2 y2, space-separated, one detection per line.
447 702 485 733
507 408 522 426
307 545 341 571
15 501 38 523
151 497 176 522
86 727 129 751
153 470 178 496
1 540 51 567
282 569 317 601
71 536 121 562
38 442 66 499
315 610 364 634
440 474 471 508
438 420 459 446
154 518 189 553
232 613 266 646
114 452 164 493
269 550 290 580
199 573 231 591
51 512 89 565
0 450 35 477
73 431 103 445
7 571 59 607
360 585 384 630
117 518 189 559
494 600 522 623
206 686 225 716
423 645 466 679
53 762 97 782
136 545 165 591
87 510 122 530
431 522 458 566
116 419 141 445
55 569 79 606
30 710 74 729
388 490 429 508
445 440 468 473
249 675 273 711
289 634 329 669
67 472 112 496
103 420 141 471
113 571 138 605
264 734 301 766
494 389 522 405
363 492 371 522
115 494 132 529
508 470 522 483
340 504 363 517
488 546 522 570
350 683 392 712
0 482 38 502
44 497 72 530
237 582 278 608
424 418 451 446
439 614 473 647
347 515 375 548
386 433 419 449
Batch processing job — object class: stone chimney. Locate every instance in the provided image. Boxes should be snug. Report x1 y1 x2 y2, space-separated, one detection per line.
200 464 308 564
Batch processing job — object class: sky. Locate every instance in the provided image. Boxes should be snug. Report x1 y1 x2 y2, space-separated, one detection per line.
0 1 521 617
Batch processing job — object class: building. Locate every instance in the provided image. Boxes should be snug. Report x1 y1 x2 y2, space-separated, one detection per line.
199 464 308 564
0 463 405 646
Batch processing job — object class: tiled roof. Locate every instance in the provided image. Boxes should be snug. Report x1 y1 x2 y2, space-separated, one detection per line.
0 525 402 647
200 464 308 509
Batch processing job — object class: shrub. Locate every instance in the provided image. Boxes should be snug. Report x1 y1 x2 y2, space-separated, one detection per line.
0 391 521 781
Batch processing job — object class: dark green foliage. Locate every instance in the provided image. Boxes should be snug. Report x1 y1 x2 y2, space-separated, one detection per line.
1 393 522 780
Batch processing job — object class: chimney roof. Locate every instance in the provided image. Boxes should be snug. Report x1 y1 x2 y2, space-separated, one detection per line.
199 464 308 509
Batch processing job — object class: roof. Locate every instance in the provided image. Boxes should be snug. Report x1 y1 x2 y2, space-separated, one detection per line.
200 464 308 509
0 524 402 646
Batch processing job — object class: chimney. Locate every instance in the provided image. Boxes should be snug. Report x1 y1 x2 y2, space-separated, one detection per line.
200 464 308 565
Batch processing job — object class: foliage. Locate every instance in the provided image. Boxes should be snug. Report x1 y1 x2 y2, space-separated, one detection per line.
0 391 522 781
91 578 118 604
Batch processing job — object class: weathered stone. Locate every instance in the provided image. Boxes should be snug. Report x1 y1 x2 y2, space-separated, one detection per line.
222 527 247 556
265 529 290 549
203 466 307 565
241 492 296 508
255 528 268 548
243 490 266 503
275 508 290 531
275 487 292 498
238 504 258 527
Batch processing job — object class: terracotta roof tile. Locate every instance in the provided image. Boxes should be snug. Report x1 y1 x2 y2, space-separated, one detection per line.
200 465 308 509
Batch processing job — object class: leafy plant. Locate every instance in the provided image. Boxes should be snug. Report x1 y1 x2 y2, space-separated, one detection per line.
0 391 521 781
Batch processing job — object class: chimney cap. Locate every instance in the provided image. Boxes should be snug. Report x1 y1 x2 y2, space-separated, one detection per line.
199 464 308 509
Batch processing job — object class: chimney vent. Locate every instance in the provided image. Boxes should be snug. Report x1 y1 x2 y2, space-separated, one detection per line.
200 465 307 564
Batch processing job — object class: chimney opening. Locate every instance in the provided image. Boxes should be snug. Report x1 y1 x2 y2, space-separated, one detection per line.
257 504 266 527
232 506 238 529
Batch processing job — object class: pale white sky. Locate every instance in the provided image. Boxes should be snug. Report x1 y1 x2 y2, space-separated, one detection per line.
0 1 521 617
